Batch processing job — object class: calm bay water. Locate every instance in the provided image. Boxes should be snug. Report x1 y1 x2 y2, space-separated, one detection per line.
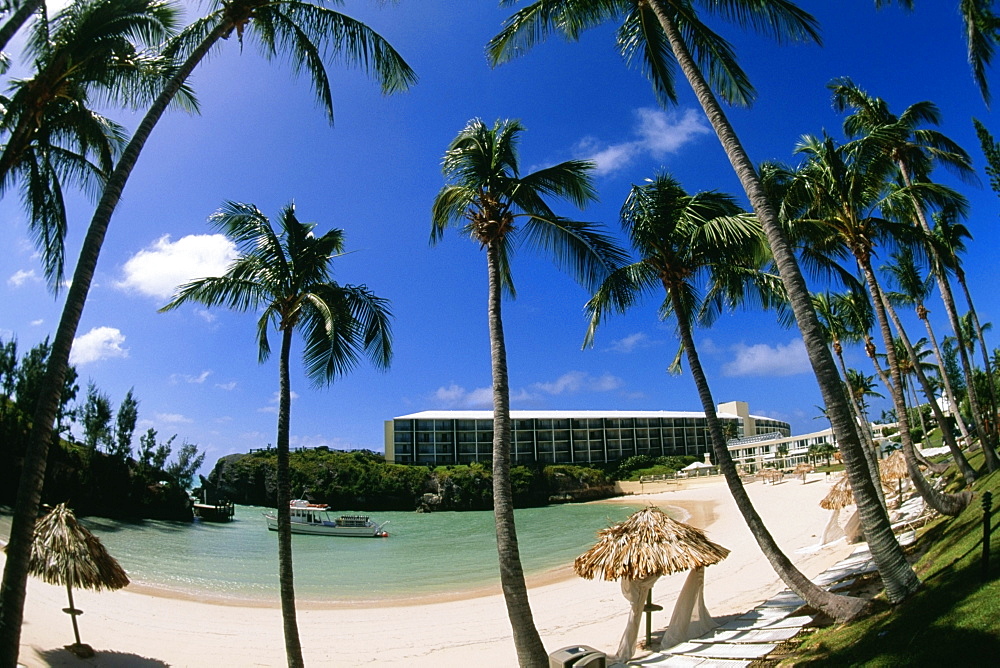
1 502 645 603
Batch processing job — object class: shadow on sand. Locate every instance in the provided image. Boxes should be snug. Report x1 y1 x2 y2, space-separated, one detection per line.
33 647 169 667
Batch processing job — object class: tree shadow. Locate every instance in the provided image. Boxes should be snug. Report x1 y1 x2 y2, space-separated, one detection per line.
34 647 169 666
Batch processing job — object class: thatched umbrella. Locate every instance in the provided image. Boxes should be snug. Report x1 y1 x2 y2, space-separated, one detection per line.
819 476 863 544
880 450 910 503
794 462 814 482
27 503 129 657
574 506 729 660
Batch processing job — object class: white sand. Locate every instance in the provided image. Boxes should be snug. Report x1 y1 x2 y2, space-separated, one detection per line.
7 473 853 666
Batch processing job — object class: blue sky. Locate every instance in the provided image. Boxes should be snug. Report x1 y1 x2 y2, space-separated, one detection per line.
2 1 998 474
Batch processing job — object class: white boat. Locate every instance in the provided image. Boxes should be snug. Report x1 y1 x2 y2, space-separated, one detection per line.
263 500 389 537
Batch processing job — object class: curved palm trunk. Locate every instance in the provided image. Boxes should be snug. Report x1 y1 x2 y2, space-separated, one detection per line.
920 303 973 445
955 267 1000 471
859 259 971 516
832 346 886 508
899 164 1000 471
646 0 920 602
883 297 975 482
668 283 870 622
0 0 42 54
277 328 304 667
486 242 547 667
0 21 232 664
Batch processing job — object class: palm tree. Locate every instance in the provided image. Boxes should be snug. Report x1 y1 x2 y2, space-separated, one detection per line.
489 0 919 604
431 118 623 666
789 134 971 516
0 4 414 664
883 248 973 446
932 207 1000 470
585 172 869 622
829 78 999 471
0 0 44 54
160 201 392 667
0 0 189 287
873 1 1000 103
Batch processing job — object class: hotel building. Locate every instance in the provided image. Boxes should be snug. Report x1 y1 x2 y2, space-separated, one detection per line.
384 400 790 466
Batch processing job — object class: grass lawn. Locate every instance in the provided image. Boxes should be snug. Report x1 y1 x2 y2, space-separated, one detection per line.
780 450 1000 666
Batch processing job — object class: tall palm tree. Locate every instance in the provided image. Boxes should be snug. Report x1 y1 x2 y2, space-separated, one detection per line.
0 0 43 54
874 1 1000 104
431 118 624 667
0 4 414 664
829 78 999 471
489 0 920 604
0 0 190 287
585 172 870 622
160 201 393 667
789 134 971 516
883 248 972 446
932 207 1000 470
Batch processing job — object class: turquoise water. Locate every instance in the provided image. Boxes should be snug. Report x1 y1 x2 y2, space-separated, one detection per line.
1 503 645 603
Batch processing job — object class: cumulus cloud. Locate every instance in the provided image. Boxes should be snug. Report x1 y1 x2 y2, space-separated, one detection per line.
155 412 192 424
432 383 494 409
69 327 128 365
533 371 623 395
259 390 299 413
118 234 237 300
606 332 657 354
7 269 39 287
576 108 711 176
722 338 811 377
170 370 211 384
215 381 237 391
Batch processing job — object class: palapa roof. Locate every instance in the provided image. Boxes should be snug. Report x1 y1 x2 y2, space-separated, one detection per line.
820 475 854 510
794 463 815 474
26 503 129 591
879 450 909 482
573 506 729 581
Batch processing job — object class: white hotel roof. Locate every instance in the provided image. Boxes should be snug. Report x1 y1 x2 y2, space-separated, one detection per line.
392 410 778 421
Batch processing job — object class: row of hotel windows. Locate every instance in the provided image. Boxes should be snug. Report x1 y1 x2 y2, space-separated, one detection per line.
389 417 783 465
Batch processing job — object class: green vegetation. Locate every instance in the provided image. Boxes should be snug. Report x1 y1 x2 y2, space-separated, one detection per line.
208 449 615 511
610 455 699 481
782 452 1000 665
0 337 202 520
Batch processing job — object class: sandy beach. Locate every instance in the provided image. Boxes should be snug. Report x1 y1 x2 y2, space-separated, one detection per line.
7 473 854 667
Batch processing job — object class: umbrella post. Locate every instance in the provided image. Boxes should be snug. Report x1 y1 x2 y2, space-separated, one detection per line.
63 580 84 649
643 589 662 648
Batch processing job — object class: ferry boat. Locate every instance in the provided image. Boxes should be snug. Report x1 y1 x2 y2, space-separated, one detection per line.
263 500 389 537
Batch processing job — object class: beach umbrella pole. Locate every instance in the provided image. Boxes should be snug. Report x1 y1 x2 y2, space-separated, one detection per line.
63 580 82 646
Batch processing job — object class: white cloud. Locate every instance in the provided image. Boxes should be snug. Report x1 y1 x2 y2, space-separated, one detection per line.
69 327 128 365
722 338 811 377
171 370 211 384
577 108 711 176
606 332 657 354
259 390 299 413
155 412 193 424
216 381 237 391
533 371 623 395
7 269 39 287
30 319 44 327
432 383 494 409
118 234 237 300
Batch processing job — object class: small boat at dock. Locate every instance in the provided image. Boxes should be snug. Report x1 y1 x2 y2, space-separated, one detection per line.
193 501 235 522
263 500 389 537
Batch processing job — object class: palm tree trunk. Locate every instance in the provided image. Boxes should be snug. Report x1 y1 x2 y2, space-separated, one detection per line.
920 303 973 446
898 163 1000 471
0 21 232 664
883 296 974 481
643 0 920 603
833 348 886 508
0 0 42 54
955 266 1000 471
277 327 304 668
668 282 870 622
486 242 547 667
860 258 971 516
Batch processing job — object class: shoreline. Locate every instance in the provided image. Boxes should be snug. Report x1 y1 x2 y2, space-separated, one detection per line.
63 497 712 610
9 475 853 667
